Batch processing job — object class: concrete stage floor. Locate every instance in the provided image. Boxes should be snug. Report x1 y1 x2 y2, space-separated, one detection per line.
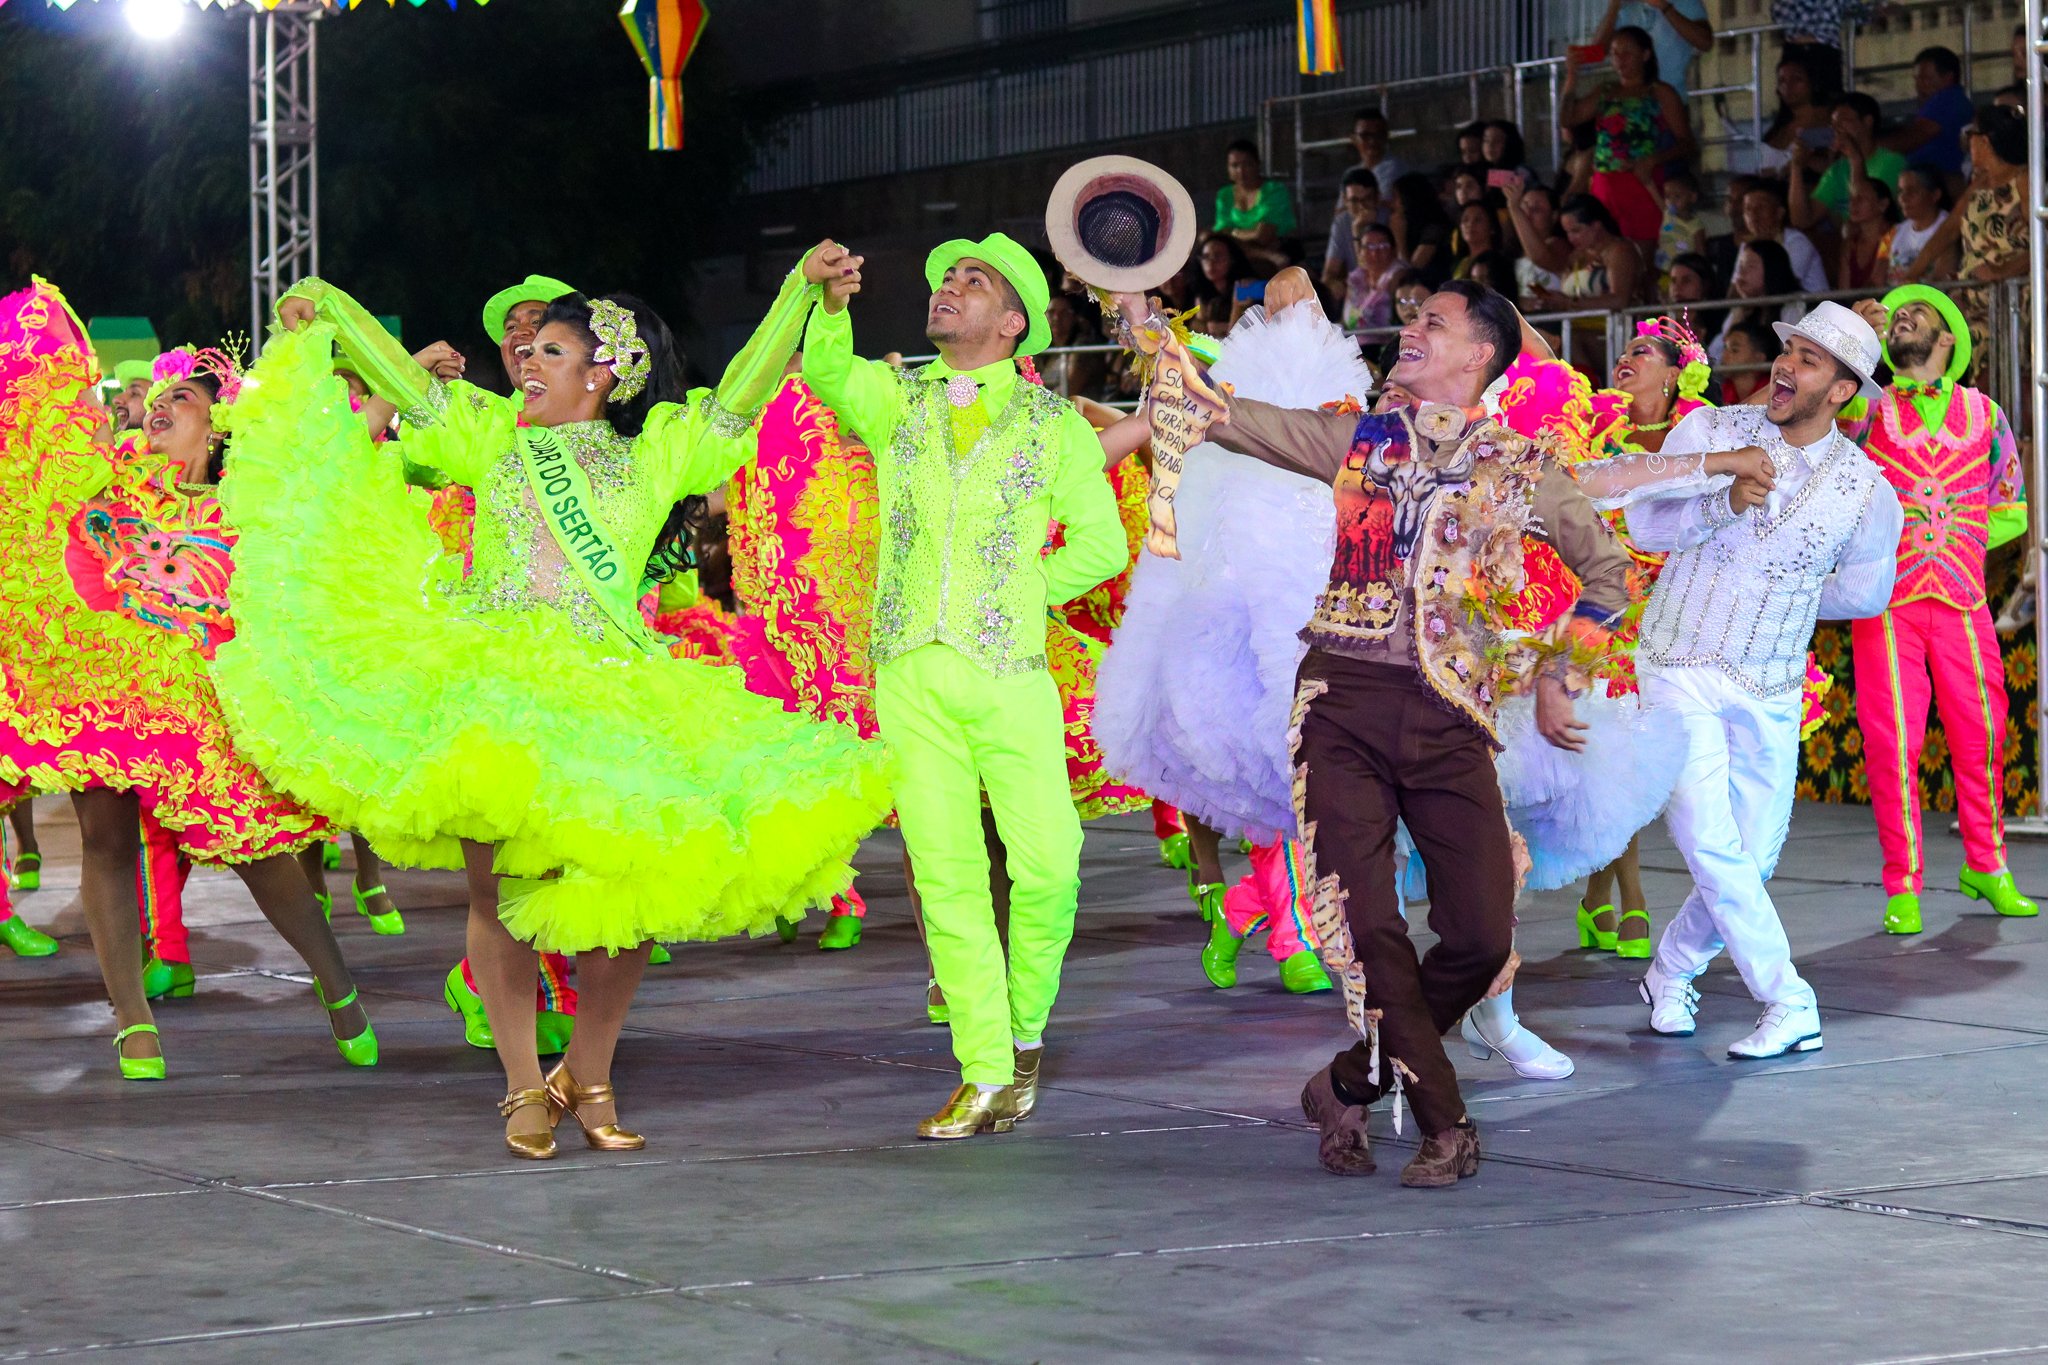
3 794 2048 1363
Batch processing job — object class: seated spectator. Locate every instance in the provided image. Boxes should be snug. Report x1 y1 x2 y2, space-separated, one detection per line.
1742 180 1828 292
1451 200 1507 274
1561 24 1696 246
1456 122 1488 168
1590 0 1714 101
1657 165 1707 273
1213 139 1297 271
1344 222 1402 331
1349 108 1406 195
1665 249 1720 308
1507 183 1572 300
1531 194 1645 314
1716 314 1781 404
1460 249 1518 304
1882 46 1973 182
1193 233 1256 338
1482 120 1531 187
1447 166 1487 213
1708 237 1804 363
1387 172 1455 286
1706 172 1760 288
1902 104 2030 384
1885 165 1955 282
1761 51 1835 180
1835 175 1899 289
1771 0 1872 100
1800 92 1905 225
1040 293 1107 399
1321 168 1383 301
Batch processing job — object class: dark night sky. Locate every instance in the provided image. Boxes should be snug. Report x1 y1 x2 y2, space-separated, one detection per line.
0 0 758 386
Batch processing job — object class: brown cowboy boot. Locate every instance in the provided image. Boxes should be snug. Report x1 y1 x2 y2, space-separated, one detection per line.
1300 1066 1375 1175
1400 1119 1481 1189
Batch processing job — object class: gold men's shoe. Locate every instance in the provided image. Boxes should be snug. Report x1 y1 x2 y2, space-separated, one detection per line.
917 1083 1021 1140
500 1087 558 1161
1011 1046 1044 1122
545 1060 646 1151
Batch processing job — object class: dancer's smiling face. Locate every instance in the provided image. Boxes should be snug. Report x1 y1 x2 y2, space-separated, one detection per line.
144 379 218 474
518 321 610 427
1765 335 1859 428
1611 336 1678 406
499 301 549 388
1886 301 1950 373
925 259 1026 358
1387 292 1497 400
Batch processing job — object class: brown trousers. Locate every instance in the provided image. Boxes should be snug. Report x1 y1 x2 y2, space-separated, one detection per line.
1295 652 1515 1136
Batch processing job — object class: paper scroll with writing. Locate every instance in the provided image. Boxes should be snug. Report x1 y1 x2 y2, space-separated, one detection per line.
1139 338 1229 559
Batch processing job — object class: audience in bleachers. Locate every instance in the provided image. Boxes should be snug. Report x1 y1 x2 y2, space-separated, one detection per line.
1320 168 1383 302
1885 165 1954 283
1387 172 1455 287
1882 45 1973 183
1708 236 1804 363
1562 24 1697 247
1213 140 1297 274
1590 0 1714 100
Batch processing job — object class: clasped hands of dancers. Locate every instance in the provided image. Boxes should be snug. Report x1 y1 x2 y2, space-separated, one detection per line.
0 153 2032 1186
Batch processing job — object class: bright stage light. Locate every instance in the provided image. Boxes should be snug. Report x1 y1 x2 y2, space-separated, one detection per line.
126 0 188 42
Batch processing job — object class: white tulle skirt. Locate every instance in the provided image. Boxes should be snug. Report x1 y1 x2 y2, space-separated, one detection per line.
1093 303 1372 845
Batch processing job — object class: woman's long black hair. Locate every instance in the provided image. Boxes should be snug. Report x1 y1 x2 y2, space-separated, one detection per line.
540 292 704 583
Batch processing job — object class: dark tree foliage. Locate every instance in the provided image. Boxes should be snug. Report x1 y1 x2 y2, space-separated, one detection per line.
0 2 755 387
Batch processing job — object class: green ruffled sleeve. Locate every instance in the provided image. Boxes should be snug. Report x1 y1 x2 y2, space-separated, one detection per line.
636 258 827 502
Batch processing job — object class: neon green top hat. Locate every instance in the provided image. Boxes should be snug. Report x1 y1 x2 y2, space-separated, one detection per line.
481 275 579 342
1879 284 1970 385
923 234 1052 358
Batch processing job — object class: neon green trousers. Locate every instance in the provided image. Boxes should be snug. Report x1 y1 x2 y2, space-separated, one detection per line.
876 644 1083 1086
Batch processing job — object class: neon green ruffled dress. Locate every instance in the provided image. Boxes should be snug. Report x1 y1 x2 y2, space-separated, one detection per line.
212 270 891 953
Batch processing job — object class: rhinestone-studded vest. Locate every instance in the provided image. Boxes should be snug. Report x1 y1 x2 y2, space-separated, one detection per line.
1638 424 1883 697
871 365 1073 677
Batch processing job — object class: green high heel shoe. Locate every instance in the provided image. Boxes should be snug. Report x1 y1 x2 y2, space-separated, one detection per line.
314 979 378 1067
1614 909 1653 959
321 840 342 871
1277 949 1333 993
351 884 405 936
114 1023 165 1082
1158 832 1192 871
442 964 494 1049
1959 867 2039 918
817 914 862 950
648 943 672 965
314 891 332 923
11 851 40 891
0 914 58 957
925 977 949 1026
1190 882 1224 925
1884 891 1923 935
1575 902 1618 952
142 957 196 1000
1201 912 1244 988
535 1010 575 1056
775 916 800 944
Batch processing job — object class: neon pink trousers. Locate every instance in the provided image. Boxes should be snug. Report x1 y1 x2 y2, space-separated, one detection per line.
1221 837 1314 962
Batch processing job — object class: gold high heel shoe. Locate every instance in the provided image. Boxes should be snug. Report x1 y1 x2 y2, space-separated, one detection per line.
500 1088 557 1160
1011 1046 1043 1122
917 1083 1021 1139
544 1060 646 1151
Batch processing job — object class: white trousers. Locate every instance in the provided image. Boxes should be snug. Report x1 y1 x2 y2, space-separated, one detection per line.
1642 664 1814 1006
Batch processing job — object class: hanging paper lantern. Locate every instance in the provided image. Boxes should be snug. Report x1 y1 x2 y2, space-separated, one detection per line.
618 0 707 151
1296 0 1340 76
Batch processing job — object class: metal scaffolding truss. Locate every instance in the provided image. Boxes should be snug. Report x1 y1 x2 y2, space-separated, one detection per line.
247 1 322 349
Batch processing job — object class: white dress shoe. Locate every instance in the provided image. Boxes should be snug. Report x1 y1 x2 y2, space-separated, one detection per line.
1461 993 1575 1080
1639 965 1700 1036
1727 996 1822 1059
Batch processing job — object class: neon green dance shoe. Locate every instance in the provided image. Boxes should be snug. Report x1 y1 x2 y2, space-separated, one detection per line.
142 958 195 1000
1884 891 1923 935
0 915 58 957
1576 902 1618 951
114 1023 165 1082
1615 909 1653 960
1200 913 1243 989
442 964 494 1050
1158 832 1192 871
351 883 405 936
10 851 40 891
648 943 673 965
1959 868 2039 918
817 914 862 950
1278 950 1332 993
1190 882 1224 925
321 840 342 871
314 979 378 1067
535 1010 575 1056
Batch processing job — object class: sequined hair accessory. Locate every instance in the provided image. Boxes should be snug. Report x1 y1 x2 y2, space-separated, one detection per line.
1637 314 1710 402
589 298 650 405
145 336 249 429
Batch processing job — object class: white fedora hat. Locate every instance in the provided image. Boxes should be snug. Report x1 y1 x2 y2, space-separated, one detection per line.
1044 155 1198 294
1773 300 1883 402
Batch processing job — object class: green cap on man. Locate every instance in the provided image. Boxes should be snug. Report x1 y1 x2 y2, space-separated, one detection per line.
481 274 579 342
923 234 1052 358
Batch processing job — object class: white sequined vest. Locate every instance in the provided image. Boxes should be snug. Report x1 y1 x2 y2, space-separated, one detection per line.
1637 431 1882 697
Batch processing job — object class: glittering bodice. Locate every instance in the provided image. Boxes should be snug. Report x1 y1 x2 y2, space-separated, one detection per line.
455 421 661 648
